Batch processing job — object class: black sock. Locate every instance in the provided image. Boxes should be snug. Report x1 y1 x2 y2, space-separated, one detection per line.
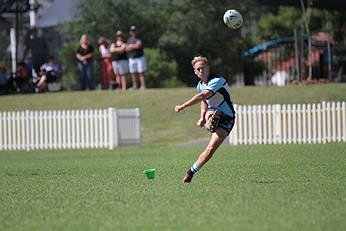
186 169 194 176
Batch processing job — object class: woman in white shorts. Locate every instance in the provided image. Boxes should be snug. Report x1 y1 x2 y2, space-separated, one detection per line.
110 30 129 91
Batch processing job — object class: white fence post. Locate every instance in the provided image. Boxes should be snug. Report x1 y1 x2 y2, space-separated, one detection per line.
331 102 337 142
317 103 322 143
268 104 273 144
311 103 315 143
229 104 238 145
342 102 346 142
85 110 90 148
23 111 28 150
336 102 341 142
48 110 53 149
297 104 302 143
282 104 287 144
257 105 262 145
108 108 119 149
97 110 102 148
0 112 2 151
90 110 95 148
15 111 20 150
53 110 57 149
4 112 8 150
274 104 281 144
302 104 307 143
326 102 331 143
9 112 14 150
66 110 71 149
286 104 292 144
237 105 243 145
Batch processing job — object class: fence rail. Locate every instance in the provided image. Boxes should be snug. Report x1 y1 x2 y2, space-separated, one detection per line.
229 102 346 145
0 108 140 150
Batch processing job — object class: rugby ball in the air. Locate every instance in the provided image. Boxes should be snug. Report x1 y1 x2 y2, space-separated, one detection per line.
223 9 243 29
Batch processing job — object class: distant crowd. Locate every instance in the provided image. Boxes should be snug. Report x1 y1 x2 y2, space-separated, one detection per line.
0 25 147 95
77 25 147 92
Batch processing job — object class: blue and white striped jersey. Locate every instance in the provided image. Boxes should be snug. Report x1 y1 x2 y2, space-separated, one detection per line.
197 76 235 117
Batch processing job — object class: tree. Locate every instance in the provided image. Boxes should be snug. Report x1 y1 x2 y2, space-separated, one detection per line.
59 0 255 87
157 0 254 85
59 0 172 88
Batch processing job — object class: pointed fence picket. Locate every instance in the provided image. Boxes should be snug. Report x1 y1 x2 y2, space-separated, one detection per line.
0 108 140 151
229 101 346 145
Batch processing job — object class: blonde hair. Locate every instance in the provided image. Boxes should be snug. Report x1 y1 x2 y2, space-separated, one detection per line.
80 34 89 45
191 56 208 67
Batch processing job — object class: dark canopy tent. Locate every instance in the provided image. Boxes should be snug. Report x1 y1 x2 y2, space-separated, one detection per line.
0 0 30 14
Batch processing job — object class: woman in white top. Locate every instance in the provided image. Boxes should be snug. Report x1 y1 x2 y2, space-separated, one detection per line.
98 37 116 89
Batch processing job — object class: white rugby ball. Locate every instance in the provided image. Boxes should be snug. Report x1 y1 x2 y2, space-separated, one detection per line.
223 9 243 29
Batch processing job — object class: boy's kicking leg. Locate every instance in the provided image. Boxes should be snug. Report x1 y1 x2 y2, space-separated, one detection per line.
183 128 228 183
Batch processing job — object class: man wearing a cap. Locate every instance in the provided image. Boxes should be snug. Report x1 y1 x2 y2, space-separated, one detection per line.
126 25 147 90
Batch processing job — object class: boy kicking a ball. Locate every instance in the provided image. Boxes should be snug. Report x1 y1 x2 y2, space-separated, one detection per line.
175 56 236 183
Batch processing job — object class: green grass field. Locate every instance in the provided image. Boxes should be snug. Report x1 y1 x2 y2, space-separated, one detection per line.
0 144 345 231
1 84 346 230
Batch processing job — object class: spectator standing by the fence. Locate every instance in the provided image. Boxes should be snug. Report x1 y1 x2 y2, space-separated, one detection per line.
98 37 116 89
126 25 147 90
110 30 129 91
76 34 95 90
175 56 236 183
22 27 49 76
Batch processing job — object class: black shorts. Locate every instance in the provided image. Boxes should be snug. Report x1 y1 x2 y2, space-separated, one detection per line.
218 114 235 135
208 109 235 135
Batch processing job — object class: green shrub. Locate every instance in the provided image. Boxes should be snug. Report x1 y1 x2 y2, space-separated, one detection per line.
58 42 79 90
145 48 184 88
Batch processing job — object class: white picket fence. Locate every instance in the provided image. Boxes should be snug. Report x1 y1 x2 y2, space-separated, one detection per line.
1 102 345 150
229 101 346 145
0 108 140 150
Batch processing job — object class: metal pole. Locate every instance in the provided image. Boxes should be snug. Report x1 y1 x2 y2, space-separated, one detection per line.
300 28 305 82
327 39 332 81
10 28 17 74
294 29 300 82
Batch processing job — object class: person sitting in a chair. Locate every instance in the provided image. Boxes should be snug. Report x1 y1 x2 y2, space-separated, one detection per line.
37 56 62 91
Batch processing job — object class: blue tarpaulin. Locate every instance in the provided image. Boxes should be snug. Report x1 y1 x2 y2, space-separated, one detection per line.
242 34 328 57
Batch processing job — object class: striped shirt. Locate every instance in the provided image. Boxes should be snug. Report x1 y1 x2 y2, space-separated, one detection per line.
197 76 235 117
